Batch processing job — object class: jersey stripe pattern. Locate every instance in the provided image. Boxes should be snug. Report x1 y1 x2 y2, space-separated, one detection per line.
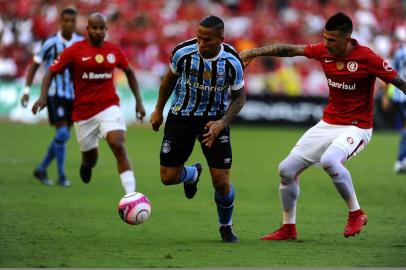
169 38 244 117
391 45 406 103
34 31 83 99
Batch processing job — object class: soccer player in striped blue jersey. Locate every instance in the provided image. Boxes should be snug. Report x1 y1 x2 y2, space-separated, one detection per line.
150 15 246 243
385 45 406 173
21 7 83 187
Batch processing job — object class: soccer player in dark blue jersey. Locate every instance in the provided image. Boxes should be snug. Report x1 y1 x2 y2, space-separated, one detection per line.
150 15 246 243
21 7 83 187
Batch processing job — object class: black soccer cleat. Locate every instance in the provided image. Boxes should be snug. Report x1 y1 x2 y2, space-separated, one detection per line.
79 164 92 184
219 225 238 243
183 162 202 199
33 169 52 186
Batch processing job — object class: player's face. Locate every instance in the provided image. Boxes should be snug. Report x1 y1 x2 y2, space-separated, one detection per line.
323 30 350 57
87 19 107 45
197 25 224 59
60 14 76 35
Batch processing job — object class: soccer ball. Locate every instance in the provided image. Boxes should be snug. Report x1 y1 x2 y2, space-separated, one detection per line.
118 192 151 225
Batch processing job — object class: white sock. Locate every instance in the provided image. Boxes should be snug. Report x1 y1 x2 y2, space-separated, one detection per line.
346 193 360 212
120 170 136 194
282 207 296 224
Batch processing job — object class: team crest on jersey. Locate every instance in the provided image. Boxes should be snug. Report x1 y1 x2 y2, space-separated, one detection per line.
107 53 116 64
347 61 358 72
95 54 104 63
347 137 354 144
203 70 211 80
336 61 344 70
383 60 393 72
172 105 181 113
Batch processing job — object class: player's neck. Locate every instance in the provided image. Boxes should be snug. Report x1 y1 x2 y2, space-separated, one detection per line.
61 32 73 41
89 39 104 47
337 41 355 58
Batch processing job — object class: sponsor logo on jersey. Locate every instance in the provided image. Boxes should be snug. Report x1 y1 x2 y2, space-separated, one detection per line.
383 60 394 72
347 61 358 72
82 72 113 79
336 61 344 70
95 54 104 63
107 53 116 64
186 80 226 92
324 59 334 63
328 79 356 90
82 56 91 61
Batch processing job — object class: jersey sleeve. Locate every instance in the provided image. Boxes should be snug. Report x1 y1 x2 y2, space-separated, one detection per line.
228 57 245 90
367 51 397 83
33 38 54 64
169 48 183 75
303 43 324 60
116 47 129 69
48 46 74 74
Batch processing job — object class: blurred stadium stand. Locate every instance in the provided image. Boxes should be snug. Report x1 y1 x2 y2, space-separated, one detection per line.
0 0 405 127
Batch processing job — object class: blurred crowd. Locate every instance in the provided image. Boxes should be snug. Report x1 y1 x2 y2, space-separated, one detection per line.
0 0 405 96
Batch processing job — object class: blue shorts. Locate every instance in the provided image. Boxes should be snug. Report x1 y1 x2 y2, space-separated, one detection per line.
47 96 73 125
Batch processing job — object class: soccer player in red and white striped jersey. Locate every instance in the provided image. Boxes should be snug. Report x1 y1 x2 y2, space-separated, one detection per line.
240 12 406 240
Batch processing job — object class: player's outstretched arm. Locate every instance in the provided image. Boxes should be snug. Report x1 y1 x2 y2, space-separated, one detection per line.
31 70 54 115
150 69 178 131
390 74 406 95
21 62 40 107
123 66 146 123
239 44 306 68
202 88 246 148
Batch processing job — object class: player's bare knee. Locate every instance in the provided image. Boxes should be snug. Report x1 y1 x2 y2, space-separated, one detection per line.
160 167 179 185
213 181 229 196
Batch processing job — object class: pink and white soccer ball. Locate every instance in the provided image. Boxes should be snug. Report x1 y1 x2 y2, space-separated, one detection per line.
118 192 151 225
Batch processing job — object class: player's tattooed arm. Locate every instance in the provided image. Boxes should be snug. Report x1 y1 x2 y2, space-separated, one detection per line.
390 74 406 94
222 88 246 126
240 45 306 67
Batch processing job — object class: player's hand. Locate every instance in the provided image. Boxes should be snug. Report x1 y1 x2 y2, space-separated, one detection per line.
150 109 163 131
135 102 146 123
202 119 226 148
239 49 255 68
31 97 47 115
20 94 29 107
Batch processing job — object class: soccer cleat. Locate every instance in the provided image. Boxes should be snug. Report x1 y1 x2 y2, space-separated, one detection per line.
344 209 367 237
58 176 71 187
219 225 238 243
33 169 52 186
80 164 92 183
183 162 202 199
394 160 406 174
261 224 297 240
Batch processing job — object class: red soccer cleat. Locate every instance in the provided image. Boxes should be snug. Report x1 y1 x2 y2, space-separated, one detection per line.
344 209 367 237
261 224 297 240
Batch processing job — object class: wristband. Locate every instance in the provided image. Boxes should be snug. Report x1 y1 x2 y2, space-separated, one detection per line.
23 86 30 95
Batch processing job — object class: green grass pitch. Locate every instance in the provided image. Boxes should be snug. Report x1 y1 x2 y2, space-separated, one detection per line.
1 122 405 267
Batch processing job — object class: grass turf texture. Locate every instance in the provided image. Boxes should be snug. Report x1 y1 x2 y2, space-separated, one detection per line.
1 122 405 267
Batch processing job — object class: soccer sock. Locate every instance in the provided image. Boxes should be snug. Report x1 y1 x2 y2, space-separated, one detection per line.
54 126 70 179
120 170 136 194
37 140 56 172
397 130 406 161
321 146 360 211
215 184 235 226
177 166 197 184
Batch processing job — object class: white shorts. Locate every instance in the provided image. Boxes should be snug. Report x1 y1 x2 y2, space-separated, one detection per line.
74 105 127 152
291 120 372 164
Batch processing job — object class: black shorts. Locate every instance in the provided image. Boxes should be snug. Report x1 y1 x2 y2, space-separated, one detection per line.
160 114 232 169
47 96 73 126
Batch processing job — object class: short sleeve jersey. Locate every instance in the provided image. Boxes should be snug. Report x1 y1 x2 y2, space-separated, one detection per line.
304 39 397 128
49 40 129 121
169 39 244 117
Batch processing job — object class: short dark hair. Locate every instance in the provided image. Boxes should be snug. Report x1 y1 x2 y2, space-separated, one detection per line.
61 7 77 18
199 15 224 31
325 12 353 34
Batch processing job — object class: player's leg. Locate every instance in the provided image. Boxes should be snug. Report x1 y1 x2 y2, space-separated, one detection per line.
159 115 201 198
394 122 406 174
323 126 371 237
261 154 309 241
80 148 98 183
53 121 71 186
200 125 237 242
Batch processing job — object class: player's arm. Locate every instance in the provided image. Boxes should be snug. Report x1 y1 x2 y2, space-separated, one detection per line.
150 69 178 131
122 66 146 122
202 87 246 148
390 74 406 95
21 62 41 107
31 70 55 115
239 44 306 67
